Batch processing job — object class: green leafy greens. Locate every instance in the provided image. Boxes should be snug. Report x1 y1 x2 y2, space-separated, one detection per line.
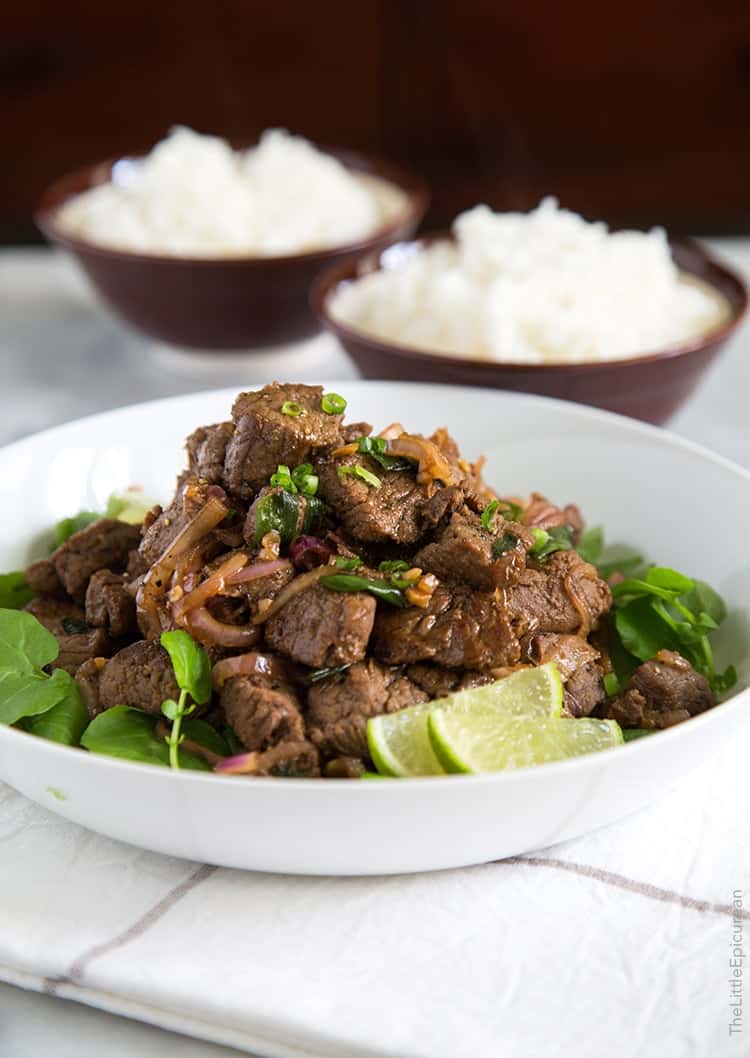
578 529 735 695
0 572 34 610
0 608 86 739
159 630 213 769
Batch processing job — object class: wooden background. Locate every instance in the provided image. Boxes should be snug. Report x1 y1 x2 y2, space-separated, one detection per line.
4 0 750 242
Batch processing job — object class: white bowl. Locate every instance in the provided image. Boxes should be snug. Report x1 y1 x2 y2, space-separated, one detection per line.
1 382 748 875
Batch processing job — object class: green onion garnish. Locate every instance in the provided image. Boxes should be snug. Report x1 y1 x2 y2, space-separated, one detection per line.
270 465 297 493
320 573 407 607
603 672 620 696
356 435 414 472
378 560 409 573
481 500 500 532
281 400 304 417
529 525 574 561
321 392 347 415
338 464 382 489
333 556 363 571
291 463 319 497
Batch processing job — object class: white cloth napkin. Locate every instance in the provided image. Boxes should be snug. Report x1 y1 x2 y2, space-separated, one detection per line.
1 737 748 1058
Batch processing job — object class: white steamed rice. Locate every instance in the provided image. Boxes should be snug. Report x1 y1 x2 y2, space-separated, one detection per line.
56 127 408 257
329 198 729 364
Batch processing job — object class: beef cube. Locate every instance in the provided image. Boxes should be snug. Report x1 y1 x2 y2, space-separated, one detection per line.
186 421 234 484
507 551 612 638
341 421 373 443
373 584 520 670
85 570 137 638
264 583 376 668
406 663 493 700
139 474 216 568
599 650 715 730
520 492 585 538
307 658 428 758
564 663 606 719
224 383 344 497
221 674 305 750
98 640 180 715
24 596 86 636
51 629 111 676
428 427 493 510
316 452 463 545
52 519 141 600
200 551 295 616
25 559 64 598
415 510 533 591
75 657 107 719
529 633 604 718
530 633 599 680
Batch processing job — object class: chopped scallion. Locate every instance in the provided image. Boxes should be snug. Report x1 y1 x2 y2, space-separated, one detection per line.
321 392 347 414
338 464 382 489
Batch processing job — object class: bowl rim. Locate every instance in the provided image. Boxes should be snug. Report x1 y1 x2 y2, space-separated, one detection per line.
0 378 748 791
34 144 431 267
312 232 749 374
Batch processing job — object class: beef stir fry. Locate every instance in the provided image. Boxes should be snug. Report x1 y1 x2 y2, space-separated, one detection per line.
4 382 734 778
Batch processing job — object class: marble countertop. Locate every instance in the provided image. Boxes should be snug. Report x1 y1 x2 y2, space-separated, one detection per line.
1 242 749 1058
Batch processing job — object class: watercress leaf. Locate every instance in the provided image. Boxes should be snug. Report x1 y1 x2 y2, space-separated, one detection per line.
0 608 60 672
161 698 180 720
606 620 641 685
597 553 645 580
0 572 34 610
26 672 87 745
680 579 727 626
160 630 212 705
645 567 694 594
80 705 210 770
713 665 737 694
181 717 230 756
610 578 682 604
614 597 681 662
623 728 653 742
576 526 604 565
0 668 69 725
221 724 245 756
52 511 101 550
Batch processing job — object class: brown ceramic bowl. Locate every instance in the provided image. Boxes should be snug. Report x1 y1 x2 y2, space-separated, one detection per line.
313 235 748 424
35 148 429 350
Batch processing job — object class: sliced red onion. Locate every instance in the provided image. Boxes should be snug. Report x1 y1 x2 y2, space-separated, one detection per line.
187 607 260 649
290 535 335 570
225 558 291 585
214 751 261 775
212 651 287 689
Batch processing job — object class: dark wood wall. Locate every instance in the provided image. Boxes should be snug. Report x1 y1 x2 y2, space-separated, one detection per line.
4 1 750 242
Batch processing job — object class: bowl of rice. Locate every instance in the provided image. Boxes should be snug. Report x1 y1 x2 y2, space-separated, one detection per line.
36 127 429 350
314 200 747 424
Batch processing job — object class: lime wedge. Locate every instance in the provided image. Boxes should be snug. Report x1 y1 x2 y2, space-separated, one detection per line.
368 702 443 777
428 711 623 774
366 663 564 777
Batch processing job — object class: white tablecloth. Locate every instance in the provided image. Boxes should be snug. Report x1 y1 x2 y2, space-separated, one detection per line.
1 245 749 1058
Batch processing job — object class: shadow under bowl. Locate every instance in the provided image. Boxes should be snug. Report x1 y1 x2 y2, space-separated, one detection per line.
313 236 748 424
35 149 430 351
